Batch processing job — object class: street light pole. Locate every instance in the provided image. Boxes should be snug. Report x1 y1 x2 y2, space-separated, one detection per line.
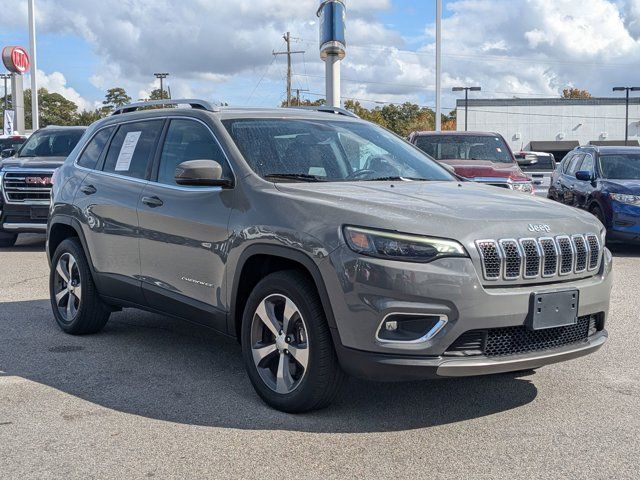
28 0 39 130
612 86 640 145
435 0 442 131
154 73 169 100
452 86 481 131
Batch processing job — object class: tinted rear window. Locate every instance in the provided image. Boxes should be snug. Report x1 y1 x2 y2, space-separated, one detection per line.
519 155 555 171
414 135 513 163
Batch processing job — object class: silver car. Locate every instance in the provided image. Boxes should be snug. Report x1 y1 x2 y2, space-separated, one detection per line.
46 100 611 412
516 151 557 197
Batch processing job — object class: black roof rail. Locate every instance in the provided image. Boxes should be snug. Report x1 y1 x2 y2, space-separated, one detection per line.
112 99 217 115
287 105 360 118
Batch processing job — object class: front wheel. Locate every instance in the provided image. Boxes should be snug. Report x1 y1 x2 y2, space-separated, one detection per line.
50 238 111 334
241 270 344 413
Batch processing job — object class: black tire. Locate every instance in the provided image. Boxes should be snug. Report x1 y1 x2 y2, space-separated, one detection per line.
50 237 110 334
241 270 345 413
0 232 18 248
591 204 605 225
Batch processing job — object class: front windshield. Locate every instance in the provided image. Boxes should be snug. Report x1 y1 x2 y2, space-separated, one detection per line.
222 118 455 182
17 129 84 158
414 134 514 163
599 154 640 180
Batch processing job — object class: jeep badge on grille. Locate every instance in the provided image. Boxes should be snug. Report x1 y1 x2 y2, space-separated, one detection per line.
528 223 551 233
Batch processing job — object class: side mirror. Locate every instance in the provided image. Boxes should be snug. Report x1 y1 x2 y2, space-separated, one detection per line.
174 159 233 187
1 148 16 158
575 170 594 181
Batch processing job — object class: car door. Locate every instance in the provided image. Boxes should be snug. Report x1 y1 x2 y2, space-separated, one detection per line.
137 118 234 333
75 119 165 303
560 154 583 205
572 153 595 209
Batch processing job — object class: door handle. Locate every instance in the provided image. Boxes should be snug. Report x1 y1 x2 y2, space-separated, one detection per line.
80 184 97 195
141 196 164 208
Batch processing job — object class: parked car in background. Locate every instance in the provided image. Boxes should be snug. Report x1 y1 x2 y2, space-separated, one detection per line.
548 145 640 243
47 100 610 413
515 151 557 197
0 125 86 247
0 134 28 158
408 131 534 194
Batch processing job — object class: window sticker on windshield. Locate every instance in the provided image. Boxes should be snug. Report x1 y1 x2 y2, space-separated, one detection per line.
496 148 503 152
115 131 142 171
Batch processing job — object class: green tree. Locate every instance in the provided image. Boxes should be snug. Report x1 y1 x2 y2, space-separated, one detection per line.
149 88 170 100
344 100 436 136
280 98 326 107
24 88 78 129
74 109 103 126
102 87 131 112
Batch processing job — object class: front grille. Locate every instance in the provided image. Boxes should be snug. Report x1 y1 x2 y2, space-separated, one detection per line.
446 315 598 357
476 234 600 282
2 171 53 204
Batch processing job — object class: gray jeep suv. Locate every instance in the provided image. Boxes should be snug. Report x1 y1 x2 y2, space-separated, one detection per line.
47 100 612 412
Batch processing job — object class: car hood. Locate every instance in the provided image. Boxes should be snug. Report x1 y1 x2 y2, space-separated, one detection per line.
438 159 529 182
0 156 66 170
602 179 640 194
274 180 601 245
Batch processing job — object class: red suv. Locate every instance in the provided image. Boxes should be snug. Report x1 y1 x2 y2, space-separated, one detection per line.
408 131 533 194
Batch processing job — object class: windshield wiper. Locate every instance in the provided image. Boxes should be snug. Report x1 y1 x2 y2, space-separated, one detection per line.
264 173 327 182
366 176 431 182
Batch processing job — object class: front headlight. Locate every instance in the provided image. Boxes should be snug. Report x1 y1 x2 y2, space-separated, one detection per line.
511 182 534 194
343 226 468 263
610 193 640 206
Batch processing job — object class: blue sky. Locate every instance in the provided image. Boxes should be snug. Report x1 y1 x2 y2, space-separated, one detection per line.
3 0 640 111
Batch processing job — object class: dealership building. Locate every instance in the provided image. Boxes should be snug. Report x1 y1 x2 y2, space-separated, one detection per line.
456 97 640 160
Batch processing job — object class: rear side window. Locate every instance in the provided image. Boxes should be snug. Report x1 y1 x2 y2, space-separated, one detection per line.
156 119 227 186
565 154 583 175
77 127 114 169
103 121 164 179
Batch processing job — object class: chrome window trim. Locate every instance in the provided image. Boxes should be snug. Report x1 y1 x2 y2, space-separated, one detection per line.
375 313 448 346
519 237 542 279
555 235 575 276
73 116 236 192
475 239 502 281
498 238 523 280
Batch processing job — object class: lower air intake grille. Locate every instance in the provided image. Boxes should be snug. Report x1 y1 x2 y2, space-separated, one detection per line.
445 315 598 357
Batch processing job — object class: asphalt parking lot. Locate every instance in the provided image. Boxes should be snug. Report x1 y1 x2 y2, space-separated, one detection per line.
0 235 639 479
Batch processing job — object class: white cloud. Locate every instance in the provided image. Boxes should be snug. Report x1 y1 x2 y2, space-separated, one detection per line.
25 70 96 111
5 0 640 109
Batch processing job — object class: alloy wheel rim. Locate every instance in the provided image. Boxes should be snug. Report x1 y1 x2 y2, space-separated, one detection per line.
250 294 309 394
53 252 82 322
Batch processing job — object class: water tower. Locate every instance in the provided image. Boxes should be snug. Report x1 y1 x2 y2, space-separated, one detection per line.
317 0 346 107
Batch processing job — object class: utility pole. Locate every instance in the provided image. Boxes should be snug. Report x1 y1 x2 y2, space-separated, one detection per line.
28 0 39 130
613 86 640 145
273 32 305 107
435 0 442 131
154 73 169 99
452 86 482 131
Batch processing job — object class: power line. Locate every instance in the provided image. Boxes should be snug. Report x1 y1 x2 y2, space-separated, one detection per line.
246 54 277 104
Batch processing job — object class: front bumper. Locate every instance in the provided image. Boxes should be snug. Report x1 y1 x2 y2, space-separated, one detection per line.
0 202 48 233
335 330 607 381
322 245 612 380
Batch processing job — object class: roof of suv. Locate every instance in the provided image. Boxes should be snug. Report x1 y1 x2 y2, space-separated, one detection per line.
576 145 640 155
411 131 500 137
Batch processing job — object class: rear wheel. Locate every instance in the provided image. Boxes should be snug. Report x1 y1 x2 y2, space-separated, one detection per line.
50 238 111 334
241 270 344 413
0 232 18 248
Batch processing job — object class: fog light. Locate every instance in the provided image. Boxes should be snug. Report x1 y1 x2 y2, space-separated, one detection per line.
385 320 398 331
376 314 448 344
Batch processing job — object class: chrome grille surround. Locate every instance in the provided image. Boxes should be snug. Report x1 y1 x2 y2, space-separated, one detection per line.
1 169 54 205
476 234 601 282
